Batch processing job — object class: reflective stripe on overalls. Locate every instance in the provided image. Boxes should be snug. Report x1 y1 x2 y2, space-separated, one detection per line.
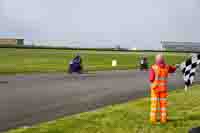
150 64 169 123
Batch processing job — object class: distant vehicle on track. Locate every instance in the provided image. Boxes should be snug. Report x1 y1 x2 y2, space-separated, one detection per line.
68 54 83 74
140 56 149 71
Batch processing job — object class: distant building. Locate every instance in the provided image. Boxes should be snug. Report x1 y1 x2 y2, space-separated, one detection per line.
130 47 137 51
0 38 24 45
161 41 200 51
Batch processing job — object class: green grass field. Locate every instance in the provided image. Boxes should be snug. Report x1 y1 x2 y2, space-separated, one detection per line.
0 48 188 74
7 85 200 133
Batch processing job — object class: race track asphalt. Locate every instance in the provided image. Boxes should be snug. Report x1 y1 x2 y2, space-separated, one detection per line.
0 70 196 132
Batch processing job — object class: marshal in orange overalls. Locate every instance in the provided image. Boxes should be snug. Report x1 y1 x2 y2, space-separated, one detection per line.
150 64 176 123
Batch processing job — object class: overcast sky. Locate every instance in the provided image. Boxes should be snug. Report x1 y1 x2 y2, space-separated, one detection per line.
0 0 200 49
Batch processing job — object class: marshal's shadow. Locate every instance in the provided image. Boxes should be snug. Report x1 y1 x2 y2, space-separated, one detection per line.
0 81 8 84
167 115 200 123
167 117 185 122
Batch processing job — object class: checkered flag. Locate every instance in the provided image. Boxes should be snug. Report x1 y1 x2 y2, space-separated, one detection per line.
180 54 200 91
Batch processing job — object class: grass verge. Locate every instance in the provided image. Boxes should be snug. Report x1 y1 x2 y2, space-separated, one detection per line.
0 48 188 74
7 85 200 133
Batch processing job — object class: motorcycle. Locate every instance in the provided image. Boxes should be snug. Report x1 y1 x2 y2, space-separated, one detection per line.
68 60 83 74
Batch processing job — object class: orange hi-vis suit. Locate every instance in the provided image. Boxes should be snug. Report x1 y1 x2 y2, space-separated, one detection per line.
149 64 176 123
